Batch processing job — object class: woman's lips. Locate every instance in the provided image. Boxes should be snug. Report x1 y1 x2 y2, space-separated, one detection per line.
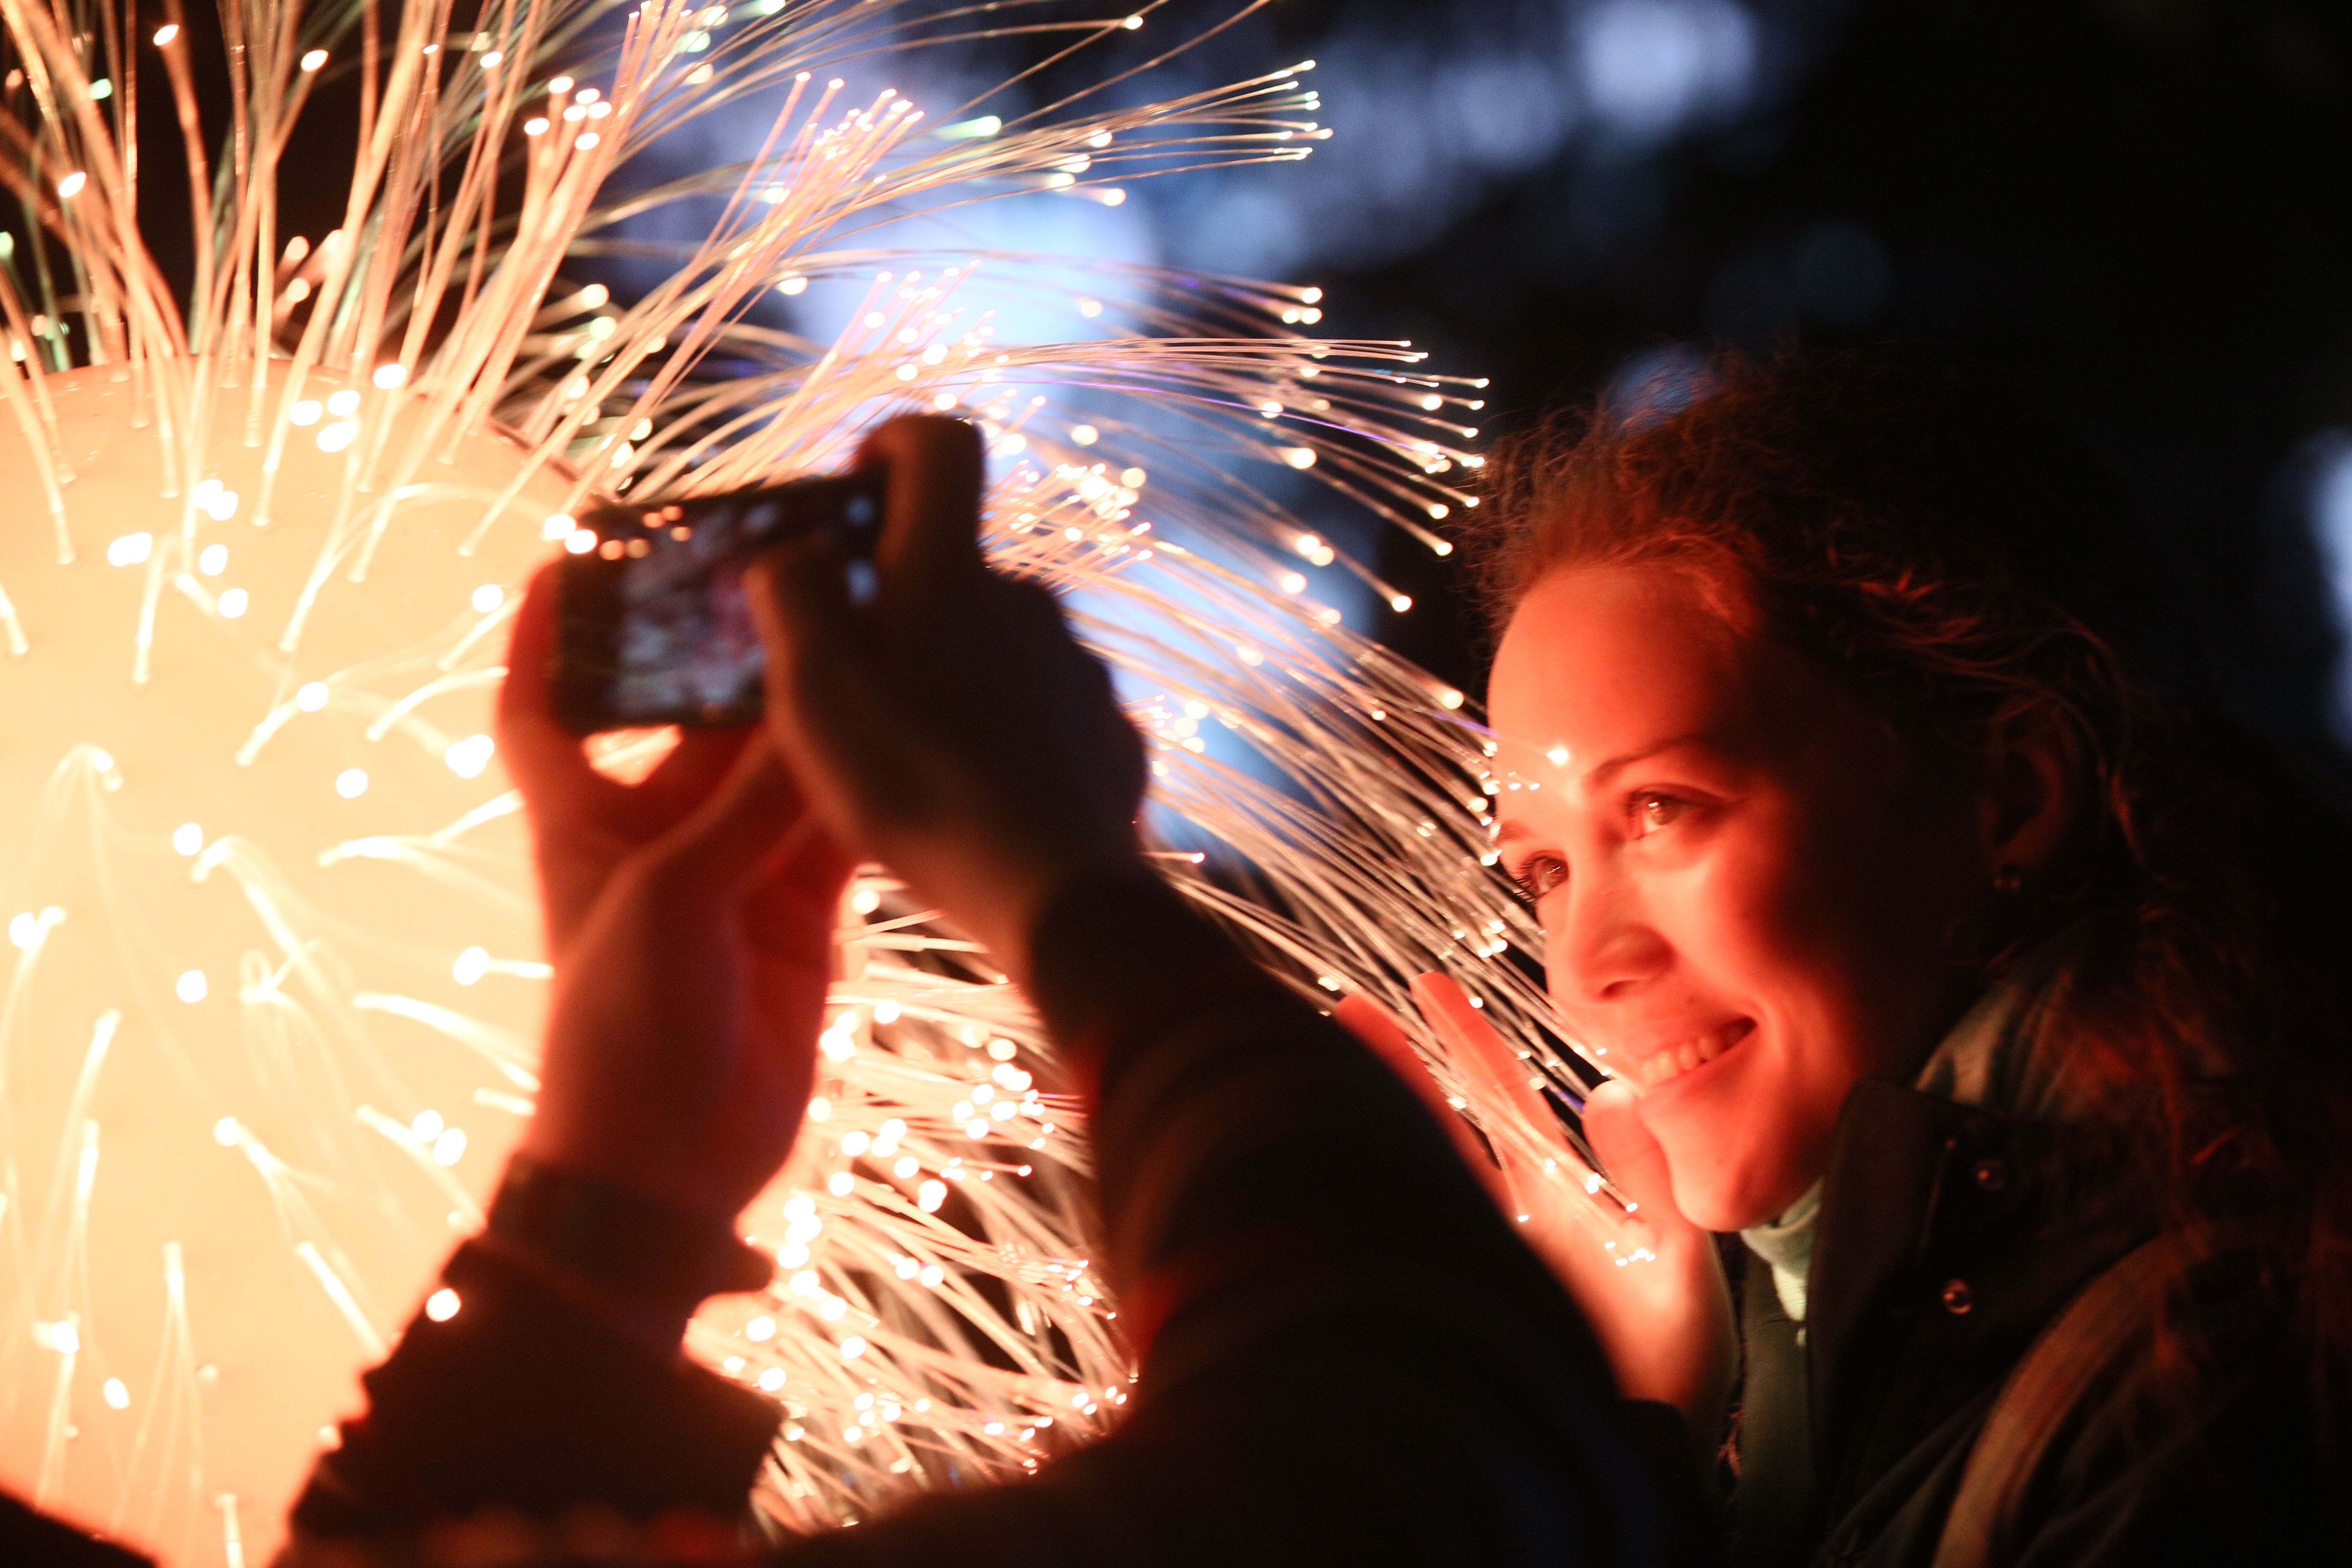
1622 1017 1756 1091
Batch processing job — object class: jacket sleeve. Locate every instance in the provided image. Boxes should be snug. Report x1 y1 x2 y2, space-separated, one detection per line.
284 868 1701 1567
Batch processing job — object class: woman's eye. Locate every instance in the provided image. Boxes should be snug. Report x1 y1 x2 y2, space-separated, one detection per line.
1632 793 1688 836
1511 854 1568 904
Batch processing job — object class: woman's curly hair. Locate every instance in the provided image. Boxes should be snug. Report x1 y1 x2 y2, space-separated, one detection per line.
1462 348 2352 1403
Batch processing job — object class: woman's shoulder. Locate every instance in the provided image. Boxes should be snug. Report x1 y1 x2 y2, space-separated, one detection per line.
1928 1222 2344 1567
1808 1082 2347 1566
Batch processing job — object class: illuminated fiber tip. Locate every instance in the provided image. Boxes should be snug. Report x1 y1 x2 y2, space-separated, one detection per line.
444 735 496 778
152 22 178 43
176 970 208 1003
104 1377 130 1409
423 1289 460 1322
0 0 1582 1546
58 171 86 198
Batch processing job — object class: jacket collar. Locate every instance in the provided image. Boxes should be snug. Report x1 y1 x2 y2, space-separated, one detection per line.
1804 1079 2155 1519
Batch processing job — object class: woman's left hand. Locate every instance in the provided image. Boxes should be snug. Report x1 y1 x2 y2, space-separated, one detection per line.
497 564 854 1226
1338 975 1736 1442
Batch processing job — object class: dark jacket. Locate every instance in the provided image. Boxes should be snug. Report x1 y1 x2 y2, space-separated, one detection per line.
1731 1078 2341 1568
278 870 1706 1566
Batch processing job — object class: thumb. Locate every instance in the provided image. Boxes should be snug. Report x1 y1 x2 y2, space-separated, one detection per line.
856 415 986 622
746 534 865 693
744 541 891 824
1582 1079 1686 1228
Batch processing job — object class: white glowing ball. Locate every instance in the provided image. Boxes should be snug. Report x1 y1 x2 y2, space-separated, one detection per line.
0 363 569 1556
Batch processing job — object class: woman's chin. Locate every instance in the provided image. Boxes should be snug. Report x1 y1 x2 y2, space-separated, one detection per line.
1651 1117 1809 1232
1670 1173 1781 1234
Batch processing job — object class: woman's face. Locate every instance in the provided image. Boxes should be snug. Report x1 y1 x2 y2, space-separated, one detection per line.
1488 564 1985 1231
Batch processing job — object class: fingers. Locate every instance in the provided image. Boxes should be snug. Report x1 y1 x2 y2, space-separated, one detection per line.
1582 1079 1682 1224
1334 995 1510 1204
855 416 985 622
498 560 632 827
1406 972 1606 1220
1332 994 1419 1077
1409 972 1558 1133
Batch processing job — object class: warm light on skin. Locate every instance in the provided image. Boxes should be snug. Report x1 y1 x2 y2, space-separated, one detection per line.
1488 564 1988 1231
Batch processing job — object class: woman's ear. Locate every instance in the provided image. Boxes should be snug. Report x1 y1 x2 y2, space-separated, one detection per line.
1976 703 2079 880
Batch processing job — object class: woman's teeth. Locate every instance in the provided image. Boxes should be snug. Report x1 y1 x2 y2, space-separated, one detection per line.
1629 1021 1749 1089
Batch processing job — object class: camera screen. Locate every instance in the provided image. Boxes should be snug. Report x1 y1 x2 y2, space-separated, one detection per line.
563 475 881 730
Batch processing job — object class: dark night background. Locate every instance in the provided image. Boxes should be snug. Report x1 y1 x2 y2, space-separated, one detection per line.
1194 0 2352 760
116 0 2352 755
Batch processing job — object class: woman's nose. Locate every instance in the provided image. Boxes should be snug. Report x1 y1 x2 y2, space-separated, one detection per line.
1548 867 1671 1004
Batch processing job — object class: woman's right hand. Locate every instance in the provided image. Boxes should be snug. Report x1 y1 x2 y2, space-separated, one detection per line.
1339 974 1736 1442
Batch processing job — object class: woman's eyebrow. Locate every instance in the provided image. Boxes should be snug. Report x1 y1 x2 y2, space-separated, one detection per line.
1583 734 1710 788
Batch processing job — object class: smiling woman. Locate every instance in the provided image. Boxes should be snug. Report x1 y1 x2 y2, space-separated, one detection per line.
1454 351 2352 1566
1488 559 2008 1235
